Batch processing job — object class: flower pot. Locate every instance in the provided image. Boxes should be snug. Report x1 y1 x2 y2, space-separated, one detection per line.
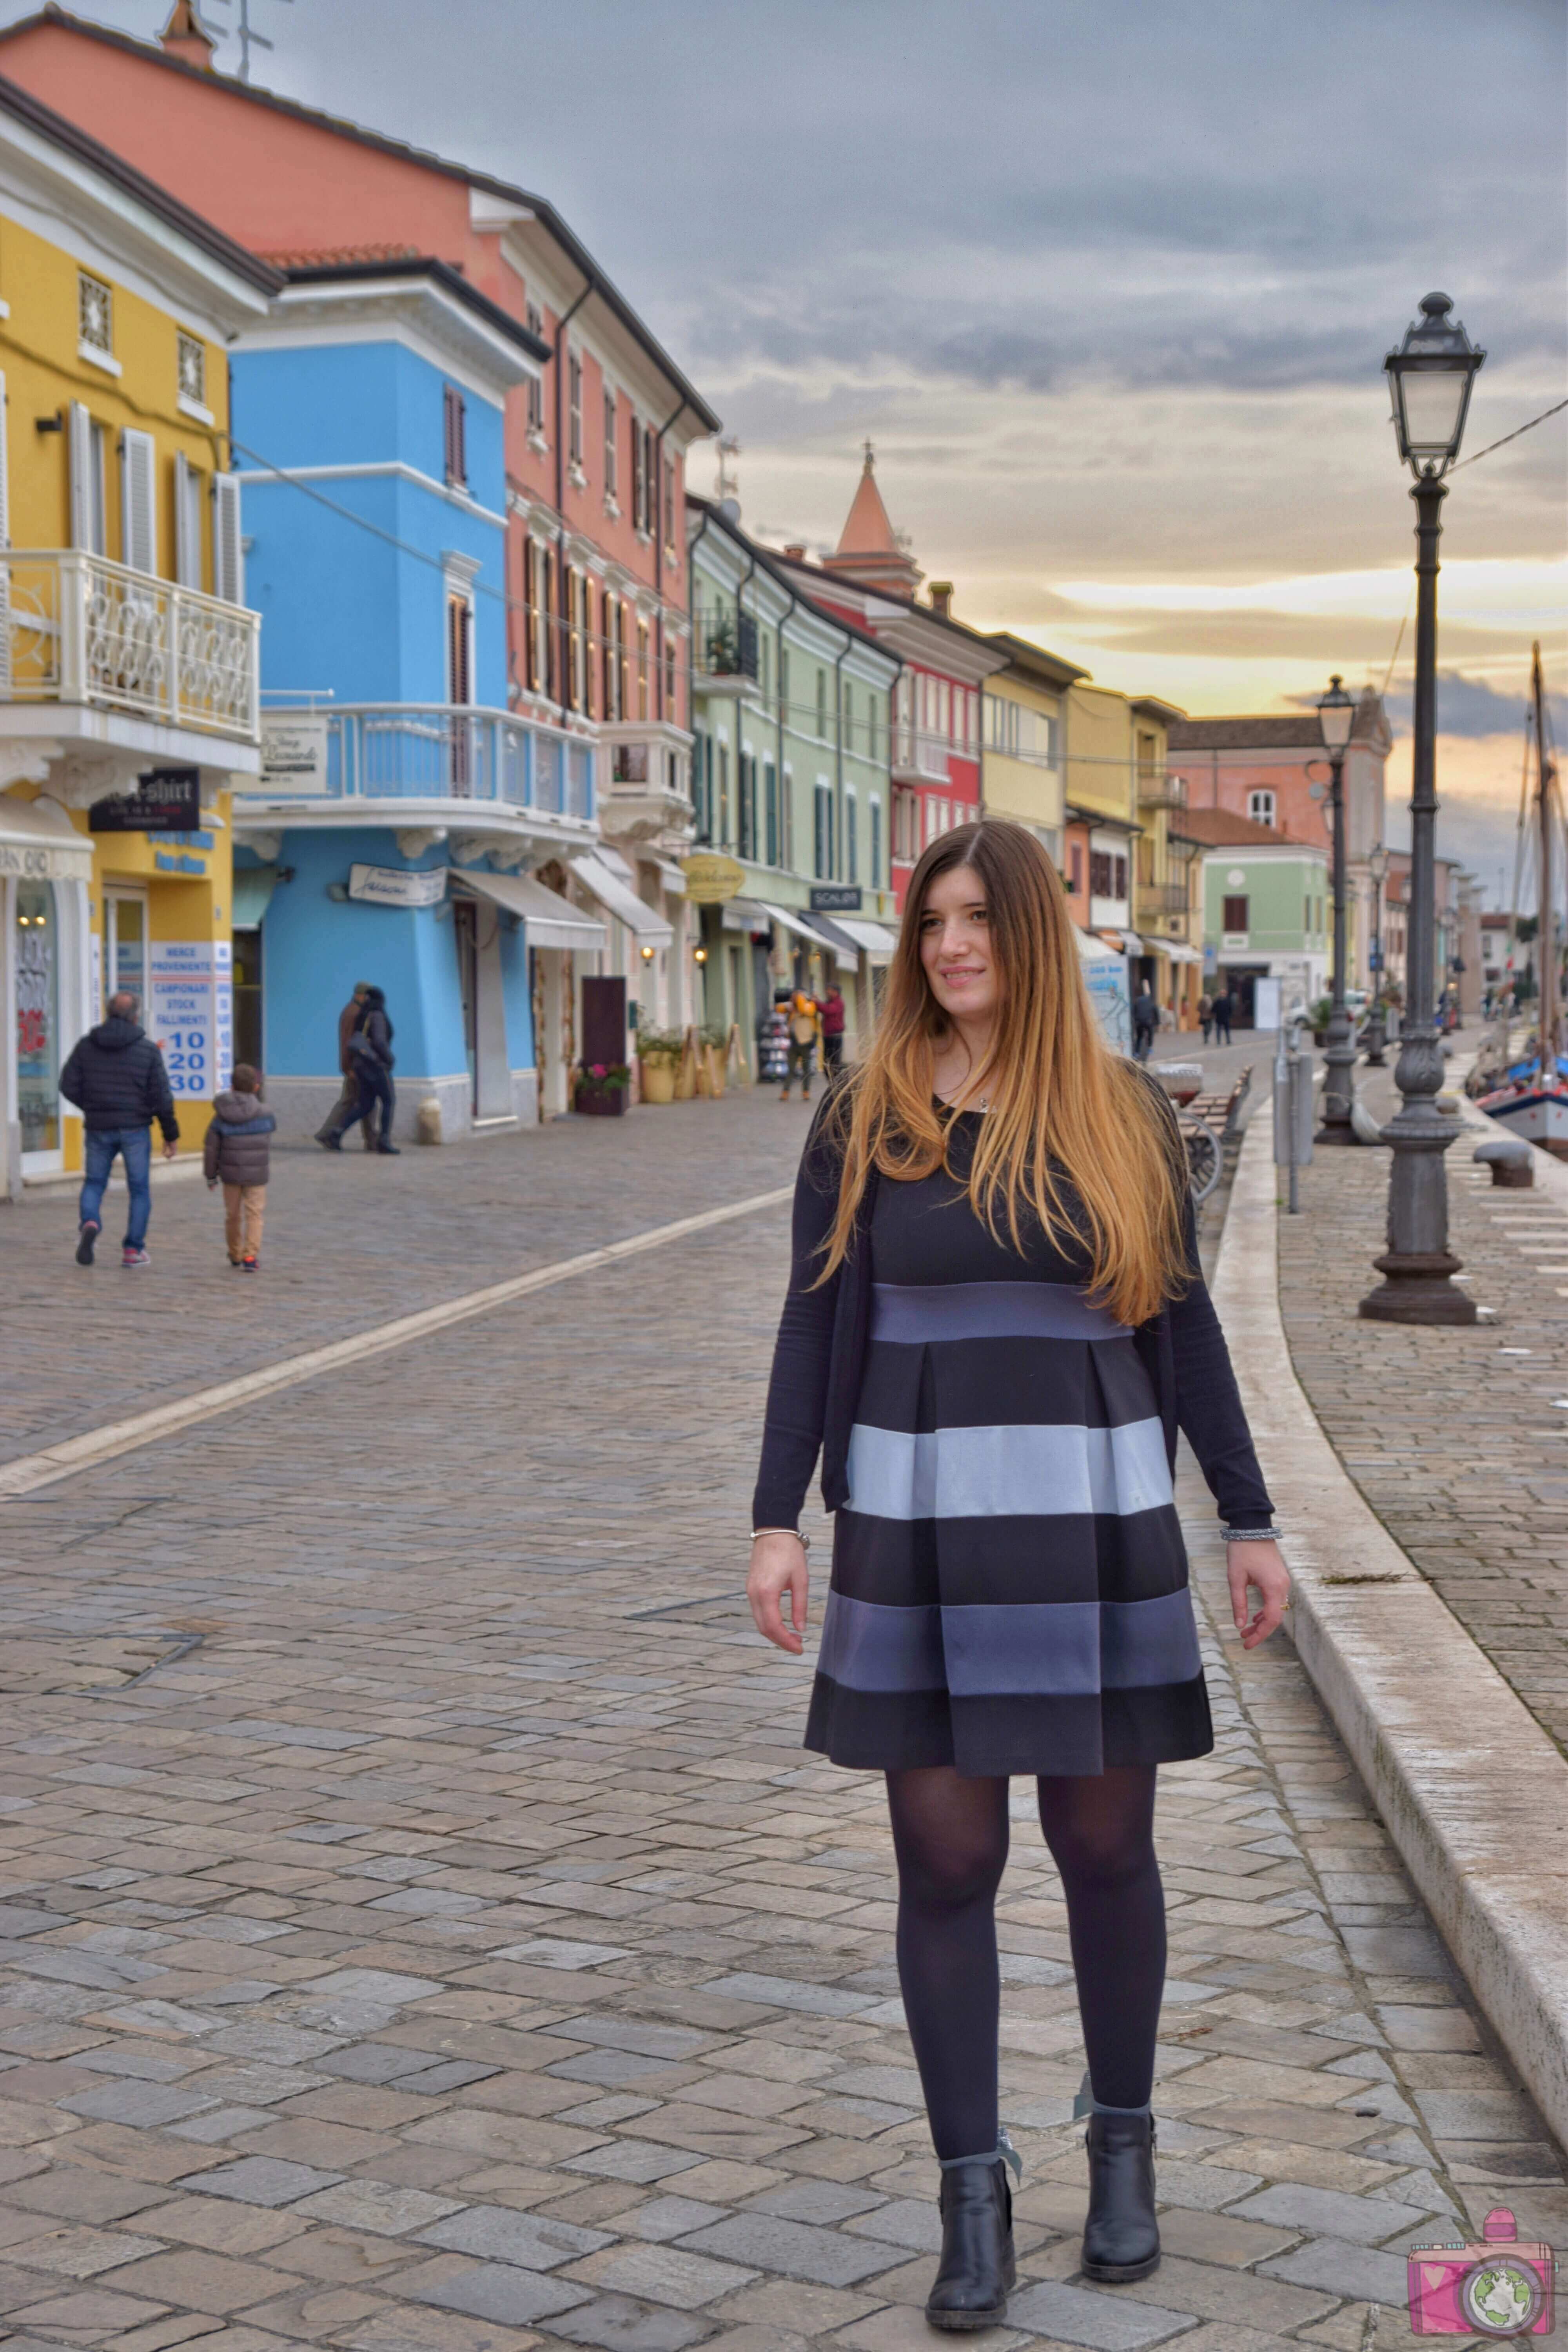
705 1046 727 1099
574 1085 626 1117
640 1058 677 1104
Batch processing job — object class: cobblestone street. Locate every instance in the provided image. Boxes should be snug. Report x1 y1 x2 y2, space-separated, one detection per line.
0 1087 1560 2350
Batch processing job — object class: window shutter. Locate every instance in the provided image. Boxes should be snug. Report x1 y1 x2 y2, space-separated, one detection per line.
120 428 157 574
174 450 202 588
68 401 94 549
213 474 243 605
443 384 466 487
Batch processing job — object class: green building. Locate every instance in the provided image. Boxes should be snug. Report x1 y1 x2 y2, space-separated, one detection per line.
1187 810 1329 1029
686 495 901 1068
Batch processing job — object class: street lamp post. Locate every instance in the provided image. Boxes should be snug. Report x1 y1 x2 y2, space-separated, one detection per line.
1364 843 1388 1063
1361 292 1485 1325
1316 674 1357 1142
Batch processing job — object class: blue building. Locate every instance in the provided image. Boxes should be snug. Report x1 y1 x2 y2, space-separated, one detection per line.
229 259 606 1137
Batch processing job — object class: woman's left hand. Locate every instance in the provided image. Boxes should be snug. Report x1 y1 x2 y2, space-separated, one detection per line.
1225 1539 1290 1648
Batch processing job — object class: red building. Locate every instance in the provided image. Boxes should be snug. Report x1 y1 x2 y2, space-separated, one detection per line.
776 450 1005 909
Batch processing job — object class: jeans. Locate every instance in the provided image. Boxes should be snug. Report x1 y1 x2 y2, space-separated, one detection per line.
319 1074 377 1147
822 1032 844 1076
1213 1015 1231 1044
1133 1023 1154 1062
355 1063 395 1142
80 1125 152 1250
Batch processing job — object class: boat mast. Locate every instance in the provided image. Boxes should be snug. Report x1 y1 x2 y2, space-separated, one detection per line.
1536 642 1558 1076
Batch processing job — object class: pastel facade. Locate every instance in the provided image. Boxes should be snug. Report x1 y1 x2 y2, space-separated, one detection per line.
979 633 1078 866
0 4 721 1091
0 69 273 1193
1192 812 1329 1025
687 494 900 1061
228 260 619 1136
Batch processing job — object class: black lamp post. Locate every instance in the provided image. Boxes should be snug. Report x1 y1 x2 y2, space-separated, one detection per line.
1364 842 1388 1064
1316 674 1356 1142
1361 292 1485 1324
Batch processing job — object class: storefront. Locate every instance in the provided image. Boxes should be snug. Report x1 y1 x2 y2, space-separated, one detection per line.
1 795 94 1196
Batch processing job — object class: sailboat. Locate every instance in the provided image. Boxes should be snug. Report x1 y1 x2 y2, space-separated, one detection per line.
1477 643 1568 1155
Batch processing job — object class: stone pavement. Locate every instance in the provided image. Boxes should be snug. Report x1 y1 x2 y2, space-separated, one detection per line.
0 1096 1559 2349
1276 1059 1568 1761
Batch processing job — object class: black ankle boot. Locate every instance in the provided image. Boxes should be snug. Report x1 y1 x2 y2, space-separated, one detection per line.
1081 2109 1160 2281
925 2153 1016 2332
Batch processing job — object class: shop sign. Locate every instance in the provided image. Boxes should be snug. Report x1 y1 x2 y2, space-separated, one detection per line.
150 939 229 1099
88 767 201 834
258 715 331 795
682 851 745 905
0 835 92 882
810 884 862 913
348 862 448 909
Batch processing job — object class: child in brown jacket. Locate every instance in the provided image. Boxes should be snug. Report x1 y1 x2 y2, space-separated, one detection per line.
204 1063 275 1270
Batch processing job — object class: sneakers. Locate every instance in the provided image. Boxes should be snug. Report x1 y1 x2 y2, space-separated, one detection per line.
122 1246 151 1268
75 1221 99 1266
241 1256 259 1273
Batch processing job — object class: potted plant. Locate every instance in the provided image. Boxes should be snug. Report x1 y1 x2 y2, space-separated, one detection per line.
573 1060 630 1118
1308 993 1334 1047
636 1027 684 1104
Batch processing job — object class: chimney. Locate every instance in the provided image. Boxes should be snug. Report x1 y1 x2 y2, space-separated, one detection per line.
928 581 955 619
160 1 218 68
783 543 807 563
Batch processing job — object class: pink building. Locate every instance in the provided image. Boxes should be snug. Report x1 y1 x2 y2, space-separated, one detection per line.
1166 691 1392 991
0 4 721 1005
777 451 1004 911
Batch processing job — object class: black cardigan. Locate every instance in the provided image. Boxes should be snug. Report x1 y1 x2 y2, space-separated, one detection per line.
752 1099 1274 1535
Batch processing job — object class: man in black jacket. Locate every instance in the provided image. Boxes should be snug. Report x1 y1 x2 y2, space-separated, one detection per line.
60 993 178 1267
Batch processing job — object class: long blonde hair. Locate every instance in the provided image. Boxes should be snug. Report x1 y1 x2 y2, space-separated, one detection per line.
818 818 1189 1325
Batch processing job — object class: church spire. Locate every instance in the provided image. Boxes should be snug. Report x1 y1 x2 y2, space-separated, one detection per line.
821 443 922 597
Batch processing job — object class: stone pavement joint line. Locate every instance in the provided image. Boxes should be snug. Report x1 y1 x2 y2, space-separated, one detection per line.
0 1183 791 1501
0 1095 1558 2348
1223 1110 1568 2158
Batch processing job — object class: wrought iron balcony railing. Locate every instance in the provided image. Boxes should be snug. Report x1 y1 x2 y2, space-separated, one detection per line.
247 702 594 822
0 548 259 744
1136 770 1186 809
1136 880 1191 917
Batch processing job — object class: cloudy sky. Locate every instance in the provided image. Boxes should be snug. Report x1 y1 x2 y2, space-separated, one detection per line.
17 0 1565 892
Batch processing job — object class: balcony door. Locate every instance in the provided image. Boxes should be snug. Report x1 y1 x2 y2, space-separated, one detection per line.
446 586 474 797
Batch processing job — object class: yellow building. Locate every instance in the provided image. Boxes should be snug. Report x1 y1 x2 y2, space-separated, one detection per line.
0 76 274 1191
1060 681 1199 1022
980 633 1083 866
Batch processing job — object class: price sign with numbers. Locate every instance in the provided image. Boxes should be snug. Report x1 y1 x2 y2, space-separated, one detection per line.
149 940 228 1099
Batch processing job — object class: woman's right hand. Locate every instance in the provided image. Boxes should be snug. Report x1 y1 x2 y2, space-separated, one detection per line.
748 1533 809 1655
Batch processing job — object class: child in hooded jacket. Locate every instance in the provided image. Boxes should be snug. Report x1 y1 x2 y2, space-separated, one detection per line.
204 1063 275 1269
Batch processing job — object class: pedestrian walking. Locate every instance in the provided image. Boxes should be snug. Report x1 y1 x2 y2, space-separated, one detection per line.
820 982 847 1079
1131 985 1157 1062
748 818 1289 2330
780 986 820 1102
316 982 376 1151
61 991 179 1268
346 985 399 1153
203 1063 274 1270
1211 986 1233 1044
1198 990 1214 1044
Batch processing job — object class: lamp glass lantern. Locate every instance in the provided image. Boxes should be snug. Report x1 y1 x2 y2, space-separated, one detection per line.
1368 842 1388 886
1385 292 1486 477
1318 672 1355 754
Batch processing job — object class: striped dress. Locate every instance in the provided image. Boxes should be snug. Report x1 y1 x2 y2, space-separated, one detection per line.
804 1111 1213 1778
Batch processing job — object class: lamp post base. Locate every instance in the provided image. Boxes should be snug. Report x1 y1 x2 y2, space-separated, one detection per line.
1359 1249 1477 1325
1317 1033 1361 1143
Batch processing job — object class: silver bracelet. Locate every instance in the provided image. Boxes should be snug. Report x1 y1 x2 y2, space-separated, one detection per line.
751 1526 810 1554
1223 1526 1279 1543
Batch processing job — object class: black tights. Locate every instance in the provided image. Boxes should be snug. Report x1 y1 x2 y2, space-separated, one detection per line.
887 1764 1165 2160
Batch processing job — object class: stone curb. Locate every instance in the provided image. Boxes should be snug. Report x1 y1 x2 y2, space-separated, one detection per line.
1214 1112 1568 2149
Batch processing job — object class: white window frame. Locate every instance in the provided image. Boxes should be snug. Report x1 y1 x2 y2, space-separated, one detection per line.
1248 789 1277 828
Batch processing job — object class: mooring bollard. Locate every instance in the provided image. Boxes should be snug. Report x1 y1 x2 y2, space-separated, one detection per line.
1472 1133 1534 1189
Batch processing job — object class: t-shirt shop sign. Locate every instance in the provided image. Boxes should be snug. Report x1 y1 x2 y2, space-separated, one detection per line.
87 766 201 834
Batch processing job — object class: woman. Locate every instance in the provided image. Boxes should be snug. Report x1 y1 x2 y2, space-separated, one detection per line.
349 985 399 1155
749 821 1288 2332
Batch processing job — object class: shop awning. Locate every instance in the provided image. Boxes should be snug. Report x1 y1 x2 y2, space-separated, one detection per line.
570 853 674 949
1074 926 1125 964
1157 941 1203 965
814 913 899 965
0 795 93 882
231 864 278 927
455 868 606 952
752 900 846 955
654 857 687 895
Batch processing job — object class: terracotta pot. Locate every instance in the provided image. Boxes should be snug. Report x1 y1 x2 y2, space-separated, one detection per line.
640 1058 677 1104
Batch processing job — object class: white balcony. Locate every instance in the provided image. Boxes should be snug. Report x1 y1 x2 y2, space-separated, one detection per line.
234 701 597 849
0 548 260 760
891 724 951 785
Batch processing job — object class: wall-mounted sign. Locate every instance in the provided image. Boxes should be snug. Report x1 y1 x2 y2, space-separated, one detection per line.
258 715 330 795
682 851 745 905
88 766 200 835
810 884 862 913
348 862 448 909
150 938 230 1099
